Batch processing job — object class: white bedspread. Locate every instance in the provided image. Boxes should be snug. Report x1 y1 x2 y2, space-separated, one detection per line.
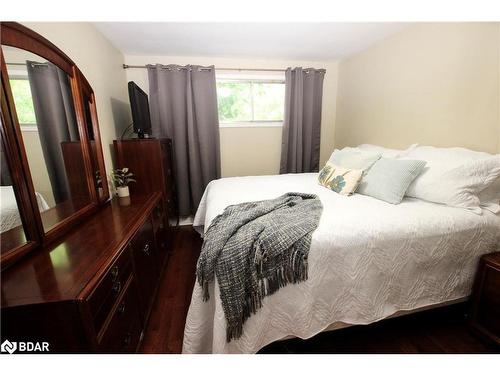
182 173 500 353
1 186 49 233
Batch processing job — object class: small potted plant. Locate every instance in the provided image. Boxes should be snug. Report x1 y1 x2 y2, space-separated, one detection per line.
111 168 136 198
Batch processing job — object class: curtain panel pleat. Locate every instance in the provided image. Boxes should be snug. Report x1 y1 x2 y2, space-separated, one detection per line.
27 61 78 204
280 67 325 174
147 64 221 216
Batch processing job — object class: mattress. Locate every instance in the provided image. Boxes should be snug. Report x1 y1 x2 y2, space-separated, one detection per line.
1 186 49 233
182 173 500 353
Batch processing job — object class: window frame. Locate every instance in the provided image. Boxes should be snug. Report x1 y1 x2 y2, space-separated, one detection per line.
216 76 285 128
8 74 38 132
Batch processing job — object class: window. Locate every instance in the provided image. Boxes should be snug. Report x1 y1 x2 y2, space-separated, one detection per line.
216 75 285 126
9 78 37 127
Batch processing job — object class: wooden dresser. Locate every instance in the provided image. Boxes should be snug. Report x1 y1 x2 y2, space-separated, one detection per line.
1 192 169 353
470 252 500 346
114 138 178 228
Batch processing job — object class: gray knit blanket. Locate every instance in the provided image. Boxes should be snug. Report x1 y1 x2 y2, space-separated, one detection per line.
196 192 323 342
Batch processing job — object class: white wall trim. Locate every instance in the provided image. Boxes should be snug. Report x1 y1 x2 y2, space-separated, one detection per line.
20 125 38 132
219 121 283 128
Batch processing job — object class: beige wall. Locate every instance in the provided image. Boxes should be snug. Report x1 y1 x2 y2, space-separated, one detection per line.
16 22 497 190
20 131 55 207
21 22 132 184
335 23 500 154
124 55 338 177
6 23 339 187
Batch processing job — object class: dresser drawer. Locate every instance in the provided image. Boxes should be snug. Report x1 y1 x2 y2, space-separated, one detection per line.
98 275 142 353
132 218 158 271
132 217 160 323
86 246 133 334
152 201 170 267
152 201 166 233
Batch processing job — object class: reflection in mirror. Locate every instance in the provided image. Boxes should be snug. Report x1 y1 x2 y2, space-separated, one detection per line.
3 45 92 233
0 130 29 254
82 95 104 200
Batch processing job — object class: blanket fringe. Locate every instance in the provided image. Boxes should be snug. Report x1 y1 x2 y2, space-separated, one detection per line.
197 269 211 301
225 248 309 342
202 280 210 302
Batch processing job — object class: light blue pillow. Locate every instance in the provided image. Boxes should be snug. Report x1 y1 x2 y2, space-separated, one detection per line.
357 158 427 204
328 147 381 171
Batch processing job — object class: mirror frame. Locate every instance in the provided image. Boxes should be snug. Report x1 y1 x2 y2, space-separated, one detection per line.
0 50 42 265
77 71 110 203
0 22 110 268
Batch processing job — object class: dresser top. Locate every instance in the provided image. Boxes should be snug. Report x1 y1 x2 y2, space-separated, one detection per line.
1 193 161 308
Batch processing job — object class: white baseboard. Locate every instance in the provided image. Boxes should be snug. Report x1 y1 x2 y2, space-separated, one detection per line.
179 215 194 226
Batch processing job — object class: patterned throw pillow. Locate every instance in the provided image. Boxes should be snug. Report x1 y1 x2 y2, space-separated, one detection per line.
318 162 363 195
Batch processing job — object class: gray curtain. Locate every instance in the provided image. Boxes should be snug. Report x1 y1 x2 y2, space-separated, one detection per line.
280 67 326 174
147 64 221 216
1 138 12 186
27 61 79 204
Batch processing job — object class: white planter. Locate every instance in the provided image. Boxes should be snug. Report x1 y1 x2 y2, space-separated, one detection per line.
118 196 131 206
117 186 130 198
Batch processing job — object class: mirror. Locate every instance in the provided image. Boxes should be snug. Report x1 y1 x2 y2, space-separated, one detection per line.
0 130 29 254
3 45 93 233
1 22 110 267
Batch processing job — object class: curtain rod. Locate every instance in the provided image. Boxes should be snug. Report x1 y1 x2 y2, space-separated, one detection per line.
6 62 48 67
123 64 286 72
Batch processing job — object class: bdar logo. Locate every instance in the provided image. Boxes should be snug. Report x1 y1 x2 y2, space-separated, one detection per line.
1 340 17 354
1 340 49 353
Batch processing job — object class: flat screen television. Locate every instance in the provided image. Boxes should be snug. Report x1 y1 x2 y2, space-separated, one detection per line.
128 81 152 138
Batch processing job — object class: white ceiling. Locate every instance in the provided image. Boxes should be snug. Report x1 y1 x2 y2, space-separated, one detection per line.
94 23 410 60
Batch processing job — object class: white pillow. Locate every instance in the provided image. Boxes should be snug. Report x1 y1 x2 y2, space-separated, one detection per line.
478 177 500 212
358 143 418 158
328 147 381 171
405 145 494 165
405 146 500 214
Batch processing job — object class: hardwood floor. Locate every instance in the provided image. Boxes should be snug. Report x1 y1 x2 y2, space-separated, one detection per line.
139 226 202 353
140 226 498 354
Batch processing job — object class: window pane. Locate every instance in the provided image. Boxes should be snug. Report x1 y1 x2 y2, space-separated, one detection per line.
216 82 252 122
9 79 37 125
253 83 285 121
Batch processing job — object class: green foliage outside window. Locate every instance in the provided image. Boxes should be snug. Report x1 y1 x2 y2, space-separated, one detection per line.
9 79 37 125
216 80 285 123
217 81 252 122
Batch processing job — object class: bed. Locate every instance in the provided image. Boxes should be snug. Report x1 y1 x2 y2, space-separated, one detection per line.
1 185 49 233
182 172 500 354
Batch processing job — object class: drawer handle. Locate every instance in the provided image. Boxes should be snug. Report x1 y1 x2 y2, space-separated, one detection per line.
112 281 122 294
110 266 119 280
117 302 126 315
142 244 150 256
122 332 132 347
